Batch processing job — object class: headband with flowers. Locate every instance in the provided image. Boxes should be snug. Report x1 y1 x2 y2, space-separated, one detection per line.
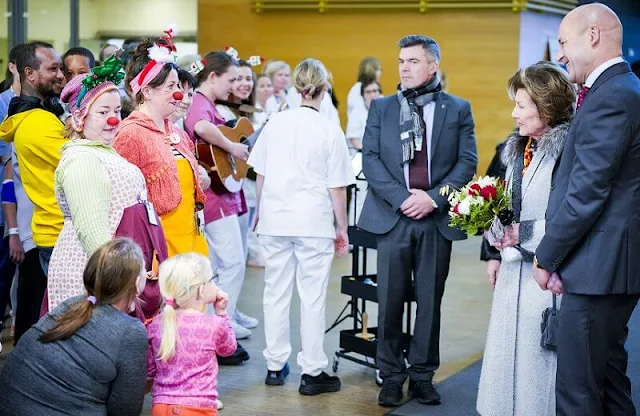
225 45 264 68
60 51 125 131
129 25 178 96
188 58 207 75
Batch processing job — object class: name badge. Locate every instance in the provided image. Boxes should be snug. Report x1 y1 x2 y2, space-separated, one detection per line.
196 210 205 234
145 201 158 226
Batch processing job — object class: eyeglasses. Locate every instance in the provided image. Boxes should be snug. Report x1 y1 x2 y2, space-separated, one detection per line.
174 266 219 294
192 273 218 290
193 273 219 300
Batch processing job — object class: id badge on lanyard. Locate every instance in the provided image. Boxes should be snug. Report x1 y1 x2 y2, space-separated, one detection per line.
145 201 158 226
196 210 205 235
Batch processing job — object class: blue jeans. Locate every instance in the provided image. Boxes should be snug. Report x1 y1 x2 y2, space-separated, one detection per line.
38 246 54 277
0 232 17 329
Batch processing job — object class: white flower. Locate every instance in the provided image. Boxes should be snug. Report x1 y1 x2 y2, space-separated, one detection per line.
148 44 175 64
458 197 471 215
471 196 484 206
166 23 178 37
475 176 496 188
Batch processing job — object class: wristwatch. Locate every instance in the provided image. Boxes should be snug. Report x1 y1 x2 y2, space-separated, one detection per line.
431 199 438 209
533 256 545 270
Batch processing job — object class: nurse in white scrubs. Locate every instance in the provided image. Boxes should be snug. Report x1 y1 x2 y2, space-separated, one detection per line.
248 58 354 395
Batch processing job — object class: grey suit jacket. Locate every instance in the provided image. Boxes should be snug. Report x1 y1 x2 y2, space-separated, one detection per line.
536 62 640 295
357 92 477 240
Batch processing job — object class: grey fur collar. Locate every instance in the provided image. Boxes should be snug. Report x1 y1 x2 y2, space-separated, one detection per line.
501 122 570 166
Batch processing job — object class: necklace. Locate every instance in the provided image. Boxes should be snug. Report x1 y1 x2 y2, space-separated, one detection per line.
522 138 537 176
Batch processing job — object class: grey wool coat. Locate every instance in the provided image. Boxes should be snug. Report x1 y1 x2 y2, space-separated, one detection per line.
477 122 569 416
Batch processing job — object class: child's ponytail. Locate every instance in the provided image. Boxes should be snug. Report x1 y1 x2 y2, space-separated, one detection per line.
158 298 178 362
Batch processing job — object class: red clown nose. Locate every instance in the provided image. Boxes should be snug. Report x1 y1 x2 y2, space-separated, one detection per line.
107 117 120 127
173 91 184 100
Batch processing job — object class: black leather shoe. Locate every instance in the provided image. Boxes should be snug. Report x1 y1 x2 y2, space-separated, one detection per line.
378 380 404 407
299 371 341 395
408 380 441 405
217 343 250 366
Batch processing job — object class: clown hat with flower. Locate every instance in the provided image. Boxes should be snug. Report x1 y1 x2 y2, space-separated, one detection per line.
129 25 183 101
60 51 126 131
225 45 265 68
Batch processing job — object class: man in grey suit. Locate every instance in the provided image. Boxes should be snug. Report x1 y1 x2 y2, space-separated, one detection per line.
358 35 477 407
532 4 640 415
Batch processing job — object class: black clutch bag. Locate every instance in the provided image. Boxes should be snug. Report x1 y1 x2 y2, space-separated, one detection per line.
540 294 559 352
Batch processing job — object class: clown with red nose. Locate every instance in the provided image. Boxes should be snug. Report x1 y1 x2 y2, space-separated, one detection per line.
45 52 169 321
63 52 125 146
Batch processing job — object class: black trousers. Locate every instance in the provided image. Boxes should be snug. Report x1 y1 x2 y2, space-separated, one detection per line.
14 248 47 344
376 216 452 383
556 292 639 416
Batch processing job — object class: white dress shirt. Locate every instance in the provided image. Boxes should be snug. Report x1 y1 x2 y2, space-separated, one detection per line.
585 56 625 88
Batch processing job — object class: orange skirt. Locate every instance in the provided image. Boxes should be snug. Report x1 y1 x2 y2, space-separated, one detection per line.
151 403 217 416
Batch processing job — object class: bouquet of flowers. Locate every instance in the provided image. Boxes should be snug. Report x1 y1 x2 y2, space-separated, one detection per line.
439 176 512 238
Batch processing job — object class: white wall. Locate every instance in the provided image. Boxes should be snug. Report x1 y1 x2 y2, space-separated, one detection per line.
0 0 197 53
518 10 563 68
91 0 197 37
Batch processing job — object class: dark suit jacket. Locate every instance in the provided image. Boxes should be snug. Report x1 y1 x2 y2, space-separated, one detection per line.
536 62 640 295
357 92 477 240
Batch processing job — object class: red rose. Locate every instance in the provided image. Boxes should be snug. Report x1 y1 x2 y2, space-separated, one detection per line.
452 203 460 214
480 185 497 200
468 183 482 196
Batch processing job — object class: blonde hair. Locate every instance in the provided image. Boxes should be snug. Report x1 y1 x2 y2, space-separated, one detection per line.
292 58 331 100
356 57 381 84
63 118 75 139
176 53 202 72
157 252 213 362
263 60 290 80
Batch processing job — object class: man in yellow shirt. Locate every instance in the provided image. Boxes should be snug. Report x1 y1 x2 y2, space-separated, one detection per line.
0 41 66 276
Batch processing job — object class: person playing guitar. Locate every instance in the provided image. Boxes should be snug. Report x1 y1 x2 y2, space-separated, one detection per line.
215 58 264 268
183 51 253 366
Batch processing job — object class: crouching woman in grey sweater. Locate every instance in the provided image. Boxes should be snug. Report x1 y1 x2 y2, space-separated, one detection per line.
0 238 148 416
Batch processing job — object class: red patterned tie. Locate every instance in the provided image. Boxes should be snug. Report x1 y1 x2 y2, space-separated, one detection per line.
408 110 430 191
576 86 590 111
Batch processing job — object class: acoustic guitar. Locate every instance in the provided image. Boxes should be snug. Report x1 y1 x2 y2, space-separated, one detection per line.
195 117 259 193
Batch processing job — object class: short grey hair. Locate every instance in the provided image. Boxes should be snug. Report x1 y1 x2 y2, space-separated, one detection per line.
398 35 441 63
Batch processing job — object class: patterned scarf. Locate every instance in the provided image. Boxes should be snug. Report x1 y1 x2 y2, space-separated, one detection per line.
396 73 442 163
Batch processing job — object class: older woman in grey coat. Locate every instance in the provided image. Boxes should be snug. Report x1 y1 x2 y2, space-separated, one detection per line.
476 62 575 416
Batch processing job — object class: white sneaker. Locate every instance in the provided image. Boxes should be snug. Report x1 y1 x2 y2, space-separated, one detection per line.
234 310 259 329
232 319 252 339
216 399 224 410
